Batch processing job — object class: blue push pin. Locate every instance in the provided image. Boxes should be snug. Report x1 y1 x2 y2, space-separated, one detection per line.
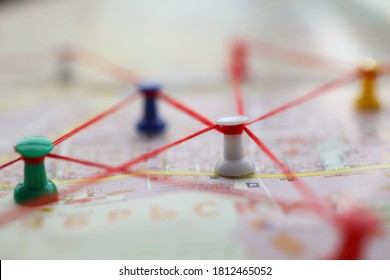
137 82 166 135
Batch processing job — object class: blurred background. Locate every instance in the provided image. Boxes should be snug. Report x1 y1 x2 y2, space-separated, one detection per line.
1 0 390 260
0 0 389 83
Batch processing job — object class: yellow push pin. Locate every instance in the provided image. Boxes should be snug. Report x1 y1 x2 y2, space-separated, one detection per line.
355 58 381 111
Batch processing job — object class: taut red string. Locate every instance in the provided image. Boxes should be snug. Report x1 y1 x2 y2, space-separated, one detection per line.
216 124 245 135
113 125 217 172
0 157 22 171
0 42 386 260
47 153 114 171
243 126 332 220
0 125 217 227
159 92 215 126
21 157 45 164
248 38 353 73
232 77 245 115
53 93 138 146
74 46 140 84
230 40 246 115
247 73 359 125
244 126 383 259
332 208 381 260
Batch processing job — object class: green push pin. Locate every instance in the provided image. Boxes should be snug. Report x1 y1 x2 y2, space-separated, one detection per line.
14 136 58 206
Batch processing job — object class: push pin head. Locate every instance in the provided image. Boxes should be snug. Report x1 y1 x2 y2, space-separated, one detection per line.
358 57 381 75
15 136 53 159
216 115 247 135
214 115 255 177
136 82 166 136
216 115 248 126
14 136 58 206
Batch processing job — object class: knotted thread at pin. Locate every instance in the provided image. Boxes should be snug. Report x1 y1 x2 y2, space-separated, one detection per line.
21 157 45 165
216 124 245 135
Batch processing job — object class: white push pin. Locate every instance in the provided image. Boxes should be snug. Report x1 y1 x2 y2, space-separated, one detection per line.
214 115 255 177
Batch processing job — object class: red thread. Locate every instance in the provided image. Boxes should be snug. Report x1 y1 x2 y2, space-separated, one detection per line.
141 91 159 98
47 153 114 171
1 94 138 170
216 124 245 135
159 92 215 126
243 127 332 220
230 40 247 82
232 77 245 115
248 38 353 73
247 73 358 125
332 209 381 260
245 126 384 259
53 94 138 146
113 125 217 172
0 43 385 260
0 125 216 227
0 157 22 170
21 157 45 164
74 46 140 84
229 41 246 115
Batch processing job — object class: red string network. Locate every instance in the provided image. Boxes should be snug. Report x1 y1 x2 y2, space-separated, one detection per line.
0 39 386 259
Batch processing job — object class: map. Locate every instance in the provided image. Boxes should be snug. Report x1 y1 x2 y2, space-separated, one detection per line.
0 0 390 259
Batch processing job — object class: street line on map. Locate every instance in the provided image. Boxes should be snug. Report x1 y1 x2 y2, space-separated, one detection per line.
0 125 217 227
244 126 383 259
244 126 332 220
0 42 386 260
44 162 390 185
